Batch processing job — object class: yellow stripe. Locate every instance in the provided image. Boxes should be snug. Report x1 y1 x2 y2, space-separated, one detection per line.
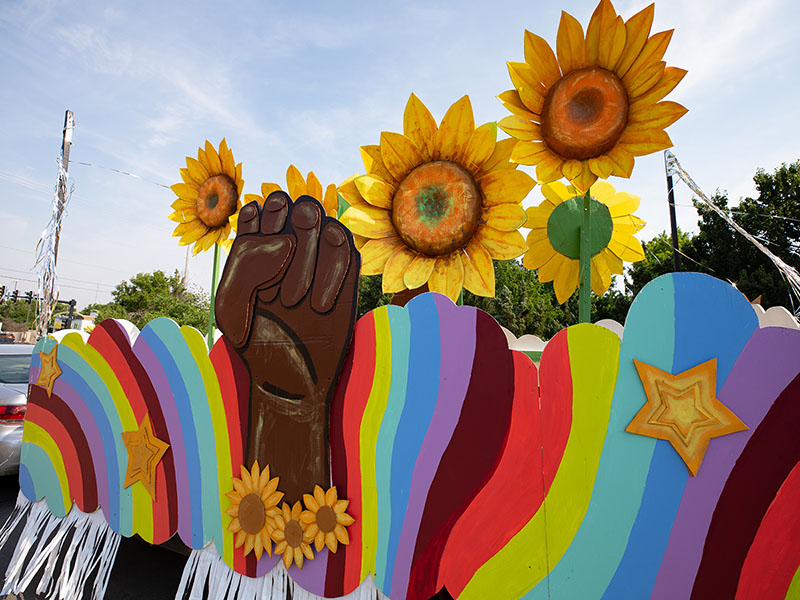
460 324 619 599
360 307 393 579
182 326 233 565
60 334 153 542
23 421 71 516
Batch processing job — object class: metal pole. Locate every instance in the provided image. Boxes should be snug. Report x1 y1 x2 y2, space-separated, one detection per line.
53 110 74 265
664 151 681 272
578 188 592 323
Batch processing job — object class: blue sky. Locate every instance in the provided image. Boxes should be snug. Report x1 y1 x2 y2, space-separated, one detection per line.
1 0 798 310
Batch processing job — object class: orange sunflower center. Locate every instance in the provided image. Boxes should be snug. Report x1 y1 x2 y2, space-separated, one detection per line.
196 174 238 228
285 520 304 548
392 161 482 256
316 506 337 533
238 493 266 534
541 67 629 161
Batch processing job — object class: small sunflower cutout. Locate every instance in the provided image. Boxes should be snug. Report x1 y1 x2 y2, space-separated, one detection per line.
523 179 645 303
272 501 315 570
226 462 283 560
169 139 244 253
301 485 354 553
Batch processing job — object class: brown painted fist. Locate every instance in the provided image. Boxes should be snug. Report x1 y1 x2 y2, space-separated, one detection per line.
215 192 359 503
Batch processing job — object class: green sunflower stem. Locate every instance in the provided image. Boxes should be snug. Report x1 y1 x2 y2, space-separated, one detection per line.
207 243 221 350
578 187 592 324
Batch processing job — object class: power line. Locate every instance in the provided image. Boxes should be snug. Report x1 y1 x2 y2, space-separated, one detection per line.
0 275 113 295
0 266 115 288
673 202 800 224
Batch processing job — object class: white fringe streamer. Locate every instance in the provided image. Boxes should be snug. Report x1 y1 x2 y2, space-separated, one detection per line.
665 149 800 312
0 491 32 550
175 544 387 600
1 499 121 600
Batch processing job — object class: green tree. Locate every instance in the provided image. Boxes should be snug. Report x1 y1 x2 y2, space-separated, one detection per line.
626 229 696 297
84 270 209 330
0 299 37 330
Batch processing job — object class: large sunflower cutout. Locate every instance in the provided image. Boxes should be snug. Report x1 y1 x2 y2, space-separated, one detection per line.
339 94 534 302
169 139 244 253
498 0 687 191
244 165 339 218
225 462 283 560
300 485 354 553
523 180 645 303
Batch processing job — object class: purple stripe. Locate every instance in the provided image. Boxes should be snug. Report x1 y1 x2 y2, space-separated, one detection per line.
133 335 193 543
390 297 477 599
286 547 328 593
651 327 800 599
46 377 111 521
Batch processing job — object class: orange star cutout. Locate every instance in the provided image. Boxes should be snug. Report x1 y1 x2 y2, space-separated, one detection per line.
626 358 748 476
121 414 169 500
35 345 62 397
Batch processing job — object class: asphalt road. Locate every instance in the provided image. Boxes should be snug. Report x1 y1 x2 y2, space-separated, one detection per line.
0 475 188 600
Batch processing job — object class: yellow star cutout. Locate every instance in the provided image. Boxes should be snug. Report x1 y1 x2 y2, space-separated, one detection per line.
121 414 169 501
626 358 748 476
35 345 62 397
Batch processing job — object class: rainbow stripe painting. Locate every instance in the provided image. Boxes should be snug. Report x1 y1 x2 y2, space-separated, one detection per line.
19 274 800 599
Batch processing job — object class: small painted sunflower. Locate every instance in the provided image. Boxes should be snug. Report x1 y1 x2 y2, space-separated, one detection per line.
170 139 244 253
523 180 645 303
243 165 339 217
498 0 687 191
339 94 534 301
225 462 283 560
300 485 354 553
272 501 314 570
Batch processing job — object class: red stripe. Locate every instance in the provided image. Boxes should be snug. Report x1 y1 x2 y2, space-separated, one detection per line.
735 461 800 599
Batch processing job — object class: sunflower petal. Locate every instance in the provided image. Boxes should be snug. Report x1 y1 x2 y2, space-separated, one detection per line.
337 513 355 526
303 493 319 512
381 132 424 182
480 169 536 206
608 230 645 261
556 10 586 73
536 152 566 183
498 116 542 142
360 144 399 187
171 182 199 201
463 122 497 172
403 93 437 160
600 16 627 71
629 67 687 108
623 29 674 89
591 253 613 295
220 139 236 178
628 101 688 130
337 174 366 208
507 62 543 94
404 254 436 289
334 523 350 545
617 128 673 156
355 175 394 209
359 236 403 276
626 60 666 98
497 90 540 121
295 547 304 569
585 0 618 65
554 256 580 304
428 253 464 302
475 227 527 260
522 234 557 271
322 184 339 217
538 252 565 284
604 144 635 177
518 86 546 114
204 140 222 174
185 157 210 186
326 532 338 554
588 155 615 179
383 247 417 294
524 30 562 87
462 239 495 297
615 3 655 78
604 191 641 217
325 487 338 505
510 140 550 166
314 486 325 508
484 203 526 232
286 165 307 199
480 138 519 174
434 95 474 164
303 171 322 201
340 205 395 238
569 160 598 193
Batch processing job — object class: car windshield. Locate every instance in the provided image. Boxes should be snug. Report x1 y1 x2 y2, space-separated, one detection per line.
0 355 32 384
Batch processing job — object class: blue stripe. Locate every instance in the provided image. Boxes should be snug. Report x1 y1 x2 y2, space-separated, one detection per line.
383 294 441 593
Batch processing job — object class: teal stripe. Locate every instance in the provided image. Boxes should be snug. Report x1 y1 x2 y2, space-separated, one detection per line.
21 442 66 516
373 306 411 588
149 319 220 548
524 275 676 599
58 344 132 535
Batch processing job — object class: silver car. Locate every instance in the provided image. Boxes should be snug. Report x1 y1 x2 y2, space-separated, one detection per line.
0 344 34 476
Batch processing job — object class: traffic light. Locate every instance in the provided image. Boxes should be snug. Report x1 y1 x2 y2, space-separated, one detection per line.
24 291 33 303
10 290 18 302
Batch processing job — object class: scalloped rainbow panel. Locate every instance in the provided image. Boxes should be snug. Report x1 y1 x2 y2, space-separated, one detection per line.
18 274 800 599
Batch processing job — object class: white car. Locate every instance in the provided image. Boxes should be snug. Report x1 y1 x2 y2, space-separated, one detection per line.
0 344 34 476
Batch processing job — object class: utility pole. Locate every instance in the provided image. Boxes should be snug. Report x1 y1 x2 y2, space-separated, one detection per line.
53 110 74 265
664 150 681 272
